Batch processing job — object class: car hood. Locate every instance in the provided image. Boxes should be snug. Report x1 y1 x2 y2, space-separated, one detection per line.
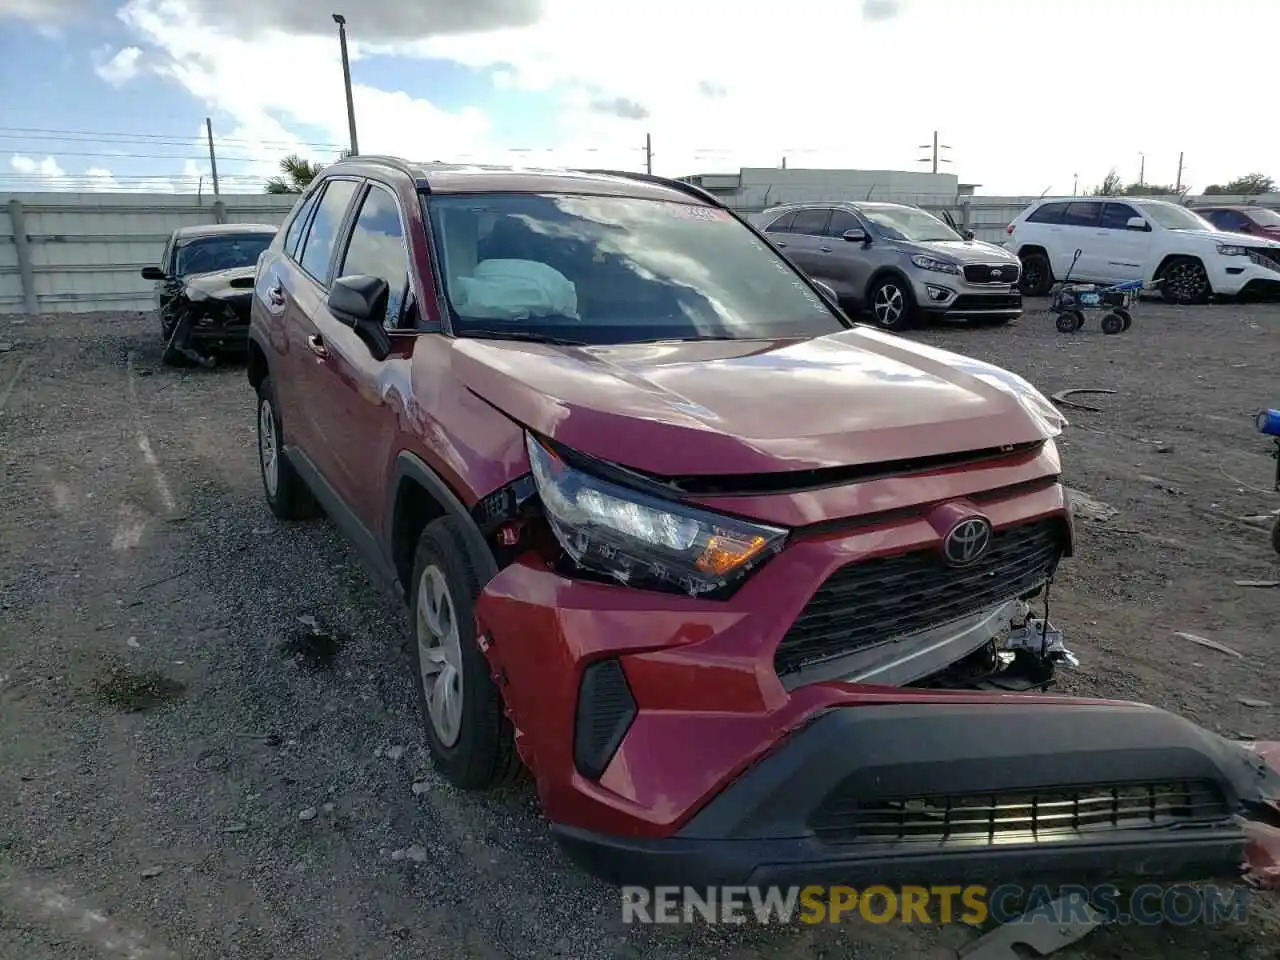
183 265 258 301
1176 228 1280 249
903 238 1019 264
452 328 1055 477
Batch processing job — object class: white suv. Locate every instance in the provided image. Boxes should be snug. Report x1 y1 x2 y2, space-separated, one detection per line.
1007 197 1280 303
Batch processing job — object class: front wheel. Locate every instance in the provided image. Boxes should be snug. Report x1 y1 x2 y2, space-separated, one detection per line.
868 276 916 331
409 516 523 790
1158 257 1211 305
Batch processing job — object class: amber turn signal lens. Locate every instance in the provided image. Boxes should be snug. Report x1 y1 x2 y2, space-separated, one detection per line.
695 532 769 576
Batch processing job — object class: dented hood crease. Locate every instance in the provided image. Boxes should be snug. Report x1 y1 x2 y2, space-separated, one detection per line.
451 328 1052 477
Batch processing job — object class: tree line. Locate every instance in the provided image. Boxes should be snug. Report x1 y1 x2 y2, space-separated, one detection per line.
1089 169 1275 198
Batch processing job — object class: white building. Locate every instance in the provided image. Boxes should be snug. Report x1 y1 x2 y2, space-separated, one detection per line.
679 167 974 212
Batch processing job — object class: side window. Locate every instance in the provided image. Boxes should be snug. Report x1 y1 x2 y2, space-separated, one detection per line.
763 211 795 233
1213 210 1251 232
826 209 862 237
1028 202 1068 224
1061 202 1101 227
790 208 830 236
1100 202 1140 229
284 189 322 259
338 184 411 329
298 179 359 283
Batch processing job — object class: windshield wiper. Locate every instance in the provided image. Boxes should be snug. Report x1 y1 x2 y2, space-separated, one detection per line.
462 328 587 346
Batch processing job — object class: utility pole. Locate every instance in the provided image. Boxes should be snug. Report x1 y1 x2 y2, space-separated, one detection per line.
333 14 359 155
205 117 220 196
644 132 652 175
917 130 951 174
1175 151 1184 193
1072 173 1078 195
1138 151 1145 186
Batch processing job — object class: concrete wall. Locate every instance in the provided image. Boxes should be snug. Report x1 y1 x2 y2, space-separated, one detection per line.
0 192 300 315
2 189 1278 315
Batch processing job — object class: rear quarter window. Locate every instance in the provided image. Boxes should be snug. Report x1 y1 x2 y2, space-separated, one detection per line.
1027 202 1068 224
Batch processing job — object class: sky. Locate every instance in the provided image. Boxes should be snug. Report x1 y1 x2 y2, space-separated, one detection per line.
0 0 1276 197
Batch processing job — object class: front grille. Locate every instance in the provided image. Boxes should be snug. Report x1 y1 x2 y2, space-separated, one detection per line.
963 263 1020 284
774 518 1064 675
949 294 1023 312
1246 247 1280 270
810 780 1229 846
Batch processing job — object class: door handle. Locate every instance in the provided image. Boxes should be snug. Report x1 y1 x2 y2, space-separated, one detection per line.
774 240 787 247
267 283 285 307
307 334 329 359
819 246 833 253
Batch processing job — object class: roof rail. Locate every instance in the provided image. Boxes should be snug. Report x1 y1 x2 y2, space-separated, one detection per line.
337 154 420 182
575 169 725 208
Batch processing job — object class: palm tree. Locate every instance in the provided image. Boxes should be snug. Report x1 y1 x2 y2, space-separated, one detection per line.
263 150 351 194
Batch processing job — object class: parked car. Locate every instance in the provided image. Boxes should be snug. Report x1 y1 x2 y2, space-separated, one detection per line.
247 157 1280 888
1007 197 1280 303
1195 204 1280 240
755 201 1022 329
141 223 277 366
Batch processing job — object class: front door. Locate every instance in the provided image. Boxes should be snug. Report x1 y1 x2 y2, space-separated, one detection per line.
1095 201 1151 282
304 181 415 533
820 208 873 302
780 207 832 279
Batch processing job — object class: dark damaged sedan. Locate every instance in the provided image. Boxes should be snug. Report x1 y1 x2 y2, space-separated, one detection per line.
142 223 277 366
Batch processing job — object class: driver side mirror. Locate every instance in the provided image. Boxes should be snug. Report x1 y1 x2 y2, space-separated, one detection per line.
327 275 393 360
1126 216 1150 231
141 266 167 280
841 228 869 244
962 229 976 241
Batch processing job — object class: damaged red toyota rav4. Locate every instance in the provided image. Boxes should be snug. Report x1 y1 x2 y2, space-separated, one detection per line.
248 157 1280 889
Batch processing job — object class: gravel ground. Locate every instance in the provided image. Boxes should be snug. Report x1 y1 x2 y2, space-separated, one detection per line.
1 301 1278 960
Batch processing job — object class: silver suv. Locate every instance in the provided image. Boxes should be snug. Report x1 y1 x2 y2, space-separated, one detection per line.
754 201 1023 329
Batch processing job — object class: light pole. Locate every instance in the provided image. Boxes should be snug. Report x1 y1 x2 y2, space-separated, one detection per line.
333 14 359 156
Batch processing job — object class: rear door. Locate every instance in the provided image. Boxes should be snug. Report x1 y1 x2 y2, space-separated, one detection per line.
278 177 362 480
780 207 832 277
306 181 416 531
1054 201 1104 280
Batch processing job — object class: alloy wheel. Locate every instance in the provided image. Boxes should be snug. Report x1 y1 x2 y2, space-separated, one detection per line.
258 399 279 497
416 564 464 748
1166 261 1209 303
873 283 905 327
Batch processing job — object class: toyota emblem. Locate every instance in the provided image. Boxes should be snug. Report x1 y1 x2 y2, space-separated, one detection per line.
942 517 993 567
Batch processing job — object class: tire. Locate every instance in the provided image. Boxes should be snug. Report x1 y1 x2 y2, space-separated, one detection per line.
867 275 916 330
1056 311 1084 333
409 516 522 790
1019 251 1054 296
256 376 321 521
161 310 194 367
1101 313 1125 335
1114 307 1133 331
1158 257 1211 305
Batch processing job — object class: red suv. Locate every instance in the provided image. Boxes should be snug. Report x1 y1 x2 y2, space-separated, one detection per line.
248 157 1280 888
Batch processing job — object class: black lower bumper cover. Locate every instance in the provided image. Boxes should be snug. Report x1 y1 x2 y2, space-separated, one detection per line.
554 702 1276 887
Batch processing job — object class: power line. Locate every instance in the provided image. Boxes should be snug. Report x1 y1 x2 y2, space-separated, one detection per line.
0 126 350 150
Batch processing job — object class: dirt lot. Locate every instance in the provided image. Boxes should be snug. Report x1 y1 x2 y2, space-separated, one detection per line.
1 301 1279 960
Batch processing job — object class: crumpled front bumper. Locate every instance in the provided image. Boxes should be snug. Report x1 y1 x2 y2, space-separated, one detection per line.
554 700 1280 889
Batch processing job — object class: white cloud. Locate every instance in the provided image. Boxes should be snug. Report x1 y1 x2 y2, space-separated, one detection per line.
8 153 197 193
96 0 1280 197
94 46 144 86
0 0 92 24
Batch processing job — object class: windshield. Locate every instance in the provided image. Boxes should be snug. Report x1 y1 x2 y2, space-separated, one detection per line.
859 204 960 243
424 193 845 345
175 234 274 277
1135 203 1214 232
1245 207 1280 228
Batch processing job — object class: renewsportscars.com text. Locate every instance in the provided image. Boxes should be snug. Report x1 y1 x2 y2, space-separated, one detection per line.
621 883 1251 926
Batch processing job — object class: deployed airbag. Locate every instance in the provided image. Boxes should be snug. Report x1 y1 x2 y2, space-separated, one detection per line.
452 258 580 321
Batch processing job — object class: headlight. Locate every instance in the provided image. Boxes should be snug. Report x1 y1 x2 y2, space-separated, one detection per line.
910 254 961 275
1218 244 1248 256
526 434 787 597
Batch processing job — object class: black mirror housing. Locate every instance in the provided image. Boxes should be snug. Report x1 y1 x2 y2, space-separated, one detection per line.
328 275 393 360
141 266 167 280
842 229 868 244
